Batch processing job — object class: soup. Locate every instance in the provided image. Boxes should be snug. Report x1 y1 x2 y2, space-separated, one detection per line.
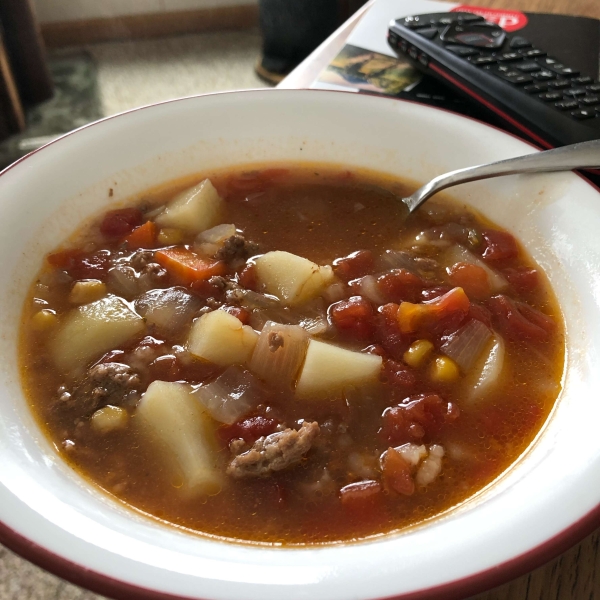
20 165 563 544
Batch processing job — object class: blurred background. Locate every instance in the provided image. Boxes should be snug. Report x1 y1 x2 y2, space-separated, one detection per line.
0 0 368 168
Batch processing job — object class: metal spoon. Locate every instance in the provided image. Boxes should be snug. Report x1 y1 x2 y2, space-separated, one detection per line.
402 138 600 214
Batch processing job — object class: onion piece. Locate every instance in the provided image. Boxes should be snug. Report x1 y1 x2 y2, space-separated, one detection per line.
467 334 506 403
322 281 347 304
240 290 281 310
299 315 328 336
377 250 439 277
248 321 309 389
248 296 328 335
297 298 328 335
192 366 263 424
440 319 492 372
197 223 236 244
107 265 139 298
356 275 387 305
444 245 507 292
135 287 202 336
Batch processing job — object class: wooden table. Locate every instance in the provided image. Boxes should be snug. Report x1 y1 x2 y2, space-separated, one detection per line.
280 1 600 598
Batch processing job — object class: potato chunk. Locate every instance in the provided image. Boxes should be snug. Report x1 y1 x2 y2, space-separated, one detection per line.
91 405 128 433
296 339 382 398
51 295 144 372
155 179 222 233
69 279 107 304
137 381 222 494
187 309 258 367
254 251 334 306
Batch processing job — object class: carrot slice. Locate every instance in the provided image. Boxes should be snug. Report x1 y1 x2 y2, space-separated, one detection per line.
125 221 157 249
397 287 470 333
155 247 225 284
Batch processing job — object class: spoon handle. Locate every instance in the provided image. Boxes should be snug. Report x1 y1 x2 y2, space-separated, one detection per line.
403 138 600 213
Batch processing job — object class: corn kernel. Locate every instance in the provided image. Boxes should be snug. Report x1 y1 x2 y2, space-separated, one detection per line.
430 356 460 383
158 228 185 245
91 405 128 433
31 309 57 331
69 279 106 304
403 339 434 368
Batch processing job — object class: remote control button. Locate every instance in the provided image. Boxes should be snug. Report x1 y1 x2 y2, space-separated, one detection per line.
587 84 600 93
539 92 562 101
537 57 579 77
446 44 478 57
531 70 555 81
402 16 433 29
547 80 571 90
572 76 592 85
490 67 532 85
441 23 505 48
417 27 439 39
409 46 419 59
418 52 429 66
498 52 521 62
571 109 596 120
509 36 531 49
438 17 455 25
514 61 541 73
564 88 587 98
458 13 485 23
581 95 600 106
555 100 578 111
520 48 546 58
524 83 548 93
470 55 496 66
400 40 409 53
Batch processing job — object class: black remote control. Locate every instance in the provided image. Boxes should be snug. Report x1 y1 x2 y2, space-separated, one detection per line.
388 12 600 149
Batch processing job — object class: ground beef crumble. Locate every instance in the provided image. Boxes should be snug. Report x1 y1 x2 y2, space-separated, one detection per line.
59 362 140 415
227 421 320 478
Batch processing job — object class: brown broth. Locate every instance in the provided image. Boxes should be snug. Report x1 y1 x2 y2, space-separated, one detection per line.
20 165 564 545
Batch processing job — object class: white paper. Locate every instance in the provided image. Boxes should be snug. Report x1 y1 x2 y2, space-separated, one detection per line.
346 0 460 57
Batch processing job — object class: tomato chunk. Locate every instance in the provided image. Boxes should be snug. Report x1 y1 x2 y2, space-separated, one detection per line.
148 355 182 383
448 262 491 300
503 267 540 295
380 393 459 446
397 287 470 334
377 268 424 303
47 249 111 280
155 247 226 285
330 296 374 340
481 229 518 261
333 250 374 282
339 480 383 507
382 447 414 496
421 286 452 302
468 303 492 328
218 415 280 445
382 358 416 391
375 303 410 360
100 208 143 237
487 294 555 342
238 263 258 290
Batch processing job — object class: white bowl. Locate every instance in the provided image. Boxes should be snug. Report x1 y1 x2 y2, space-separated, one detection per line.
1 89 599 600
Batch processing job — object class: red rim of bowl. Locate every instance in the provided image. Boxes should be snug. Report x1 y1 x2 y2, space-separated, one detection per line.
1 88 599 600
